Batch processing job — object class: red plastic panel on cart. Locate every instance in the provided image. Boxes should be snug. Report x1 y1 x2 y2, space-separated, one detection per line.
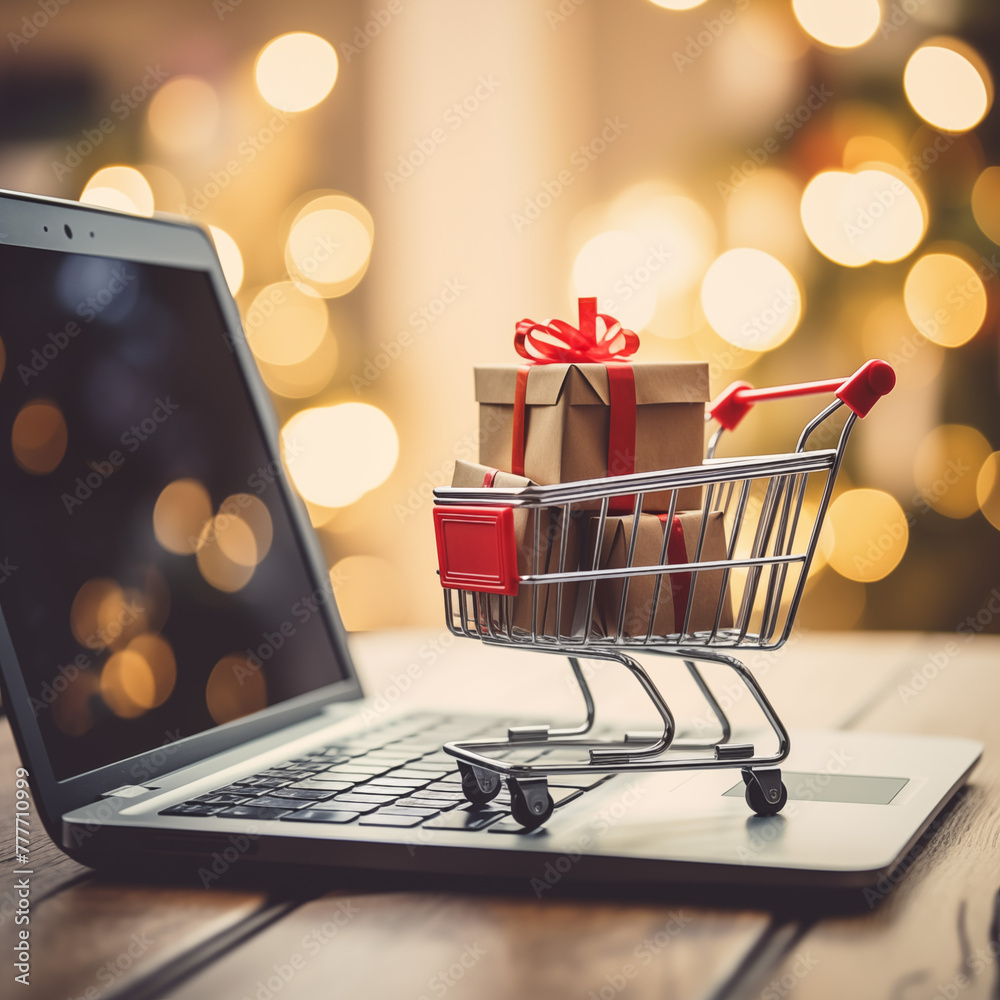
434 506 520 595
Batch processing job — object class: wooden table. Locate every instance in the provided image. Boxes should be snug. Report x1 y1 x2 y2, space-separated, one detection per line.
2 630 998 1000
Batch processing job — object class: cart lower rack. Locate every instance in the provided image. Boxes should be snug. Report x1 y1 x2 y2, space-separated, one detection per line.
433 360 896 829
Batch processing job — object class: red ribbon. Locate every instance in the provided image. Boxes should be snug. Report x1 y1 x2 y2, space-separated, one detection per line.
511 298 639 499
662 515 692 629
514 296 639 364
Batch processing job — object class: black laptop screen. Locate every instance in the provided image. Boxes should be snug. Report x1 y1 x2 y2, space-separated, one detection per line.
0 243 349 780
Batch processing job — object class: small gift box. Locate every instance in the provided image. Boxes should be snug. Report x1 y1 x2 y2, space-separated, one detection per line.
588 511 734 638
451 461 583 635
476 298 708 511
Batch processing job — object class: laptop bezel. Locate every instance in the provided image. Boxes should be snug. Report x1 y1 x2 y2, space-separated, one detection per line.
0 189 365 834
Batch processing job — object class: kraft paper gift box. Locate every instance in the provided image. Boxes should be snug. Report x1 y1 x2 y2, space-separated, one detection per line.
451 460 583 635
587 511 734 638
475 297 708 512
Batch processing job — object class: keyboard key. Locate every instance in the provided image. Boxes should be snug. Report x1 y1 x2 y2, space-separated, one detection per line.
425 781 471 793
423 810 507 831
267 787 337 800
324 763 392 777
193 793 251 805
217 805 294 820
396 791 464 804
322 798 381 814
376 806 441 818
405 762 457 774
251 795 318 809
233 776 291 788
388 768 449 781
332 791 399 804
358 813 425 828
395 797 459 812
487 819 547 834
281 809 360 824
287 779 356 792
160 802 224 816
358 777 430 790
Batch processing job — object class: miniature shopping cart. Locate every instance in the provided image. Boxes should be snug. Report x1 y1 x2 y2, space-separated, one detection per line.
432 360 896 829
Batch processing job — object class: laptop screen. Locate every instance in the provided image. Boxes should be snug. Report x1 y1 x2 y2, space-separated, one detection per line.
0 242 349 780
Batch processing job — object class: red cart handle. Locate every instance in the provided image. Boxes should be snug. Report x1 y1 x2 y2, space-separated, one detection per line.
708 359 896 432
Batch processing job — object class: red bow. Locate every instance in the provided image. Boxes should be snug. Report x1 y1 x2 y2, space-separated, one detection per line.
514 297 639 364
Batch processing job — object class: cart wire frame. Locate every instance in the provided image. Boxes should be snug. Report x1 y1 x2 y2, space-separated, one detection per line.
431 360 895 827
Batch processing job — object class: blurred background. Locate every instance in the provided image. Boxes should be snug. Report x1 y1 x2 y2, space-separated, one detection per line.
2 0 998 634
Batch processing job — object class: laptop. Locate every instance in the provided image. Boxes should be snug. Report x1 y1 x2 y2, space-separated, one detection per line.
0 188 982 901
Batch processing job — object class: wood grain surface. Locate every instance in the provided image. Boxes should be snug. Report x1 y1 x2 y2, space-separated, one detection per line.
0 630 994 1000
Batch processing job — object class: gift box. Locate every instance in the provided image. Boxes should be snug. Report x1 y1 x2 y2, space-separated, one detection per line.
451 461 583 635
475 298 708 512
587 511 734 638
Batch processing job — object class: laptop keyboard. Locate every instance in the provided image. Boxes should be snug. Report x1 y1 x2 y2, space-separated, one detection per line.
159 713 613 833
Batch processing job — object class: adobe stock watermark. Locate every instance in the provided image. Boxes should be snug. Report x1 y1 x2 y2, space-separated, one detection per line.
339 0 408 61
586 911 693 1000
545 0 588 29
716 84 833 200
416 942 487 1000
511 117 628 234
529 781 647 897
51 65 169 180
351 277 467 392
8 0 71 53
394 407 508 523
360 630 454 727
596 245 670 319
672 0 750 73
897 589 1000 706
17 264 136 384
880 0 934 38
61 397 180 514
182 110 298 218
385 76 502 192
759 951 820 1000
235 900 360 1000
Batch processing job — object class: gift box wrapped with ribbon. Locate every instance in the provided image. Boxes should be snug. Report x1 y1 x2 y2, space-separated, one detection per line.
475 297 708 511
451 460 583 636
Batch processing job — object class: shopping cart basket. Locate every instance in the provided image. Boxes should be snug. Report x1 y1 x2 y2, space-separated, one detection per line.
432 359 896 829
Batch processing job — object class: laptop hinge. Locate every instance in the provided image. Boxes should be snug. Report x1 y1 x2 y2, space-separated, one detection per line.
100 784 155 799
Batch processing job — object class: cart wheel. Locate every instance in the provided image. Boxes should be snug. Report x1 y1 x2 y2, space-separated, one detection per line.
458 762 501 807
743 768 787 817
508 778 554 831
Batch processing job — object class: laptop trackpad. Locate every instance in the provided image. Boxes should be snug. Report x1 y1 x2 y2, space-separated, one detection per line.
723 771 908 805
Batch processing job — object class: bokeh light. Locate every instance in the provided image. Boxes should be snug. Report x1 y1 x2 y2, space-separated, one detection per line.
255 330 339 399
153 478 213 555
572 230 663 331
125 633 177 708
725 170 806 267
903 253 987 348
255 33 339 112
977 453 1000 531
244 281 329 366
285 194 374 297
800 168 926 267
12 400 67 474
329 557 402 631
970 167 1000 246
208 225 244 296
904 40 993 133
914 425 993 519
700 248 801 351
791 0 880 48
100 649 155 718
219 493 273 564
206 654 267 724
50 669 100 737
70 577 148 651
196 515 257 592
146 76 221 154
80 166 154 217
647 0 708 9
822 489 909 583
281 403 398 507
